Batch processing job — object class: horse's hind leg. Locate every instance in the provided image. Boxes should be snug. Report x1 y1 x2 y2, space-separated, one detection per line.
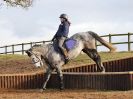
82 48 105 72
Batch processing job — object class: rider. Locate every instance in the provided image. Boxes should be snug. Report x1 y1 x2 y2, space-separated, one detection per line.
52 14 71 64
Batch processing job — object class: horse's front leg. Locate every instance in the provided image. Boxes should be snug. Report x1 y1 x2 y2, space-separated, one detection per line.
41 67 52 91
56 66 64 90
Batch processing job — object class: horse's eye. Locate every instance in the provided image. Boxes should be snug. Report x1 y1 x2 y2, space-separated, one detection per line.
32 58 35 60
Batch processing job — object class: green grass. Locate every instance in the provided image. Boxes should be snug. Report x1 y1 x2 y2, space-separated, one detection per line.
0 52 133 74
0 52 133 64
0 54 28 60
0 52 132 66
64 52 133 68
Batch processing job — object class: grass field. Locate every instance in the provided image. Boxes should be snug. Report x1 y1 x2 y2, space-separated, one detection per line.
0 52 133 74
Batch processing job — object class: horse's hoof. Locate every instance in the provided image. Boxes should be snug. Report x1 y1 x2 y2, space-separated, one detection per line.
60 87 64 90
40 89 44 93
101 70 105 73
40 88 46 92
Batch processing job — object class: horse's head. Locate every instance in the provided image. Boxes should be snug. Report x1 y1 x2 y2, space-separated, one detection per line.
25 45 44 68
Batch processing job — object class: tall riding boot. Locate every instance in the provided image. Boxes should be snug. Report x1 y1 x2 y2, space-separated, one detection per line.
63 49 69 64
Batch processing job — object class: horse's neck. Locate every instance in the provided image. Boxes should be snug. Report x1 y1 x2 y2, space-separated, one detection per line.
35 45 46 57
42 44 52 57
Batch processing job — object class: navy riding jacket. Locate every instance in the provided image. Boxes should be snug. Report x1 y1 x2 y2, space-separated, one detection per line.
55 21 70 38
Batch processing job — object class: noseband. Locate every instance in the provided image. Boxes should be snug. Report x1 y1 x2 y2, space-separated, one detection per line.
30 51 42 65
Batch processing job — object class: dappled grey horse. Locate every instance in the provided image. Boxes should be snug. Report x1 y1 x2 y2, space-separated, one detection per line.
26 31 116 90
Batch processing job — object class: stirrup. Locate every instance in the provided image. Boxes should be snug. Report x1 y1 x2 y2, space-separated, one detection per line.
64 57 69 64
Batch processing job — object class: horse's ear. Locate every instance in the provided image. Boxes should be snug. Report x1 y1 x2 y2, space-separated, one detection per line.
25 50 32 57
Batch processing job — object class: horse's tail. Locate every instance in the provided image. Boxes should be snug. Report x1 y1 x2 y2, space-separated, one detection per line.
89 31 116 52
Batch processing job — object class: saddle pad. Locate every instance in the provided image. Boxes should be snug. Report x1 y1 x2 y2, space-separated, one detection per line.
65 39 77 51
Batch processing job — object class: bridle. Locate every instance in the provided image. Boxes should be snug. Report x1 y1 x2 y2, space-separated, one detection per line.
32 52 42 64
27 50 43 66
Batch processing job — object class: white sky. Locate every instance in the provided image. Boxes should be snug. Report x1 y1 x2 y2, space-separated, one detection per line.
0 0 133 48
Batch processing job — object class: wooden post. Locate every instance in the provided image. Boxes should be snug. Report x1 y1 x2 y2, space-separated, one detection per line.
30 42 32 48
5 46 7 54
43 41 45 44
22 43 24 55
128 32 131 51
109 34 111 43
12 45 14 54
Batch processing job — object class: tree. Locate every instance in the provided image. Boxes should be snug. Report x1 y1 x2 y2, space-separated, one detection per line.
2 0 34 8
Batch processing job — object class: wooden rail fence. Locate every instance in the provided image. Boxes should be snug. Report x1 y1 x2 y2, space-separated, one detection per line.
0 40 50 55
62 57 133 72
0 57 133 90
0 33 133 54
96 32 133 51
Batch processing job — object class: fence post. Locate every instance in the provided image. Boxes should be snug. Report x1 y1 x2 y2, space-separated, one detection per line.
128 32 131 51
12 45 14 54
30 42 32 48
109 34 112 43
43 41 45 44
5 46 7 54
22 43 24 55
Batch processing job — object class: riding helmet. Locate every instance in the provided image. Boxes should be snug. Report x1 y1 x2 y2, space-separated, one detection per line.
59 14 68 20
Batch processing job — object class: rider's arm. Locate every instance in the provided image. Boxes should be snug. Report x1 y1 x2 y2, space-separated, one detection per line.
52 33 57 41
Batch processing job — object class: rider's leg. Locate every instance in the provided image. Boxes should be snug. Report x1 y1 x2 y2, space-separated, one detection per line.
58 37 69 63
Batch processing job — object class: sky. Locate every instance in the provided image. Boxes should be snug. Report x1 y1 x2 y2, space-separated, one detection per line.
0 0 133 51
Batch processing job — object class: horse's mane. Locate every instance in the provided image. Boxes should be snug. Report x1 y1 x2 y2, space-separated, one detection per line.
32 44 42 47
31 43 52 51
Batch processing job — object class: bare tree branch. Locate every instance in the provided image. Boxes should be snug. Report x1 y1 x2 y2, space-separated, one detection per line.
3 0 34 8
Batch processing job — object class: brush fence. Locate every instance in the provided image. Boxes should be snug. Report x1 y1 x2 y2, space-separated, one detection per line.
0 57 133 90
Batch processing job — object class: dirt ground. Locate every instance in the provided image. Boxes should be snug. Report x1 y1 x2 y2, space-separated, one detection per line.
0 89 133 99
0 53 133 99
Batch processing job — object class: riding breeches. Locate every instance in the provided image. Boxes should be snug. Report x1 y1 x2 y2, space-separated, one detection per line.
57 36 66 50
56 36 67 55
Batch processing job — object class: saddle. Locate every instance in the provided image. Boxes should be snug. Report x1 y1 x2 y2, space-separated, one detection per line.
64 38 77 51
53 38 77 52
